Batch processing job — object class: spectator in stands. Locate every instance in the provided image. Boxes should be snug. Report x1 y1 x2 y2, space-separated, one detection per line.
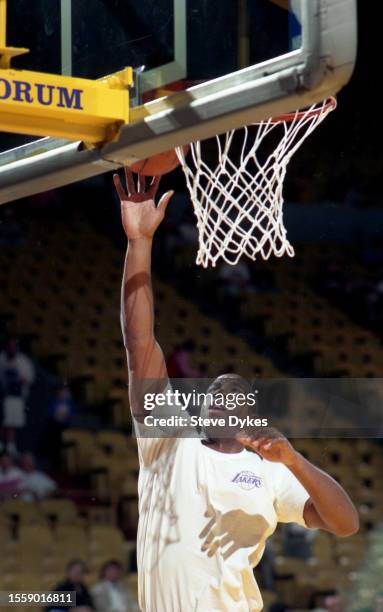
0 337 35 456
310 589 344 611
46 559 94 612
19 452 57 501
166 340 200 378
322 590 344 612
91 560 139 612
48 384 76 426
45 384 75 468
0 451 23 499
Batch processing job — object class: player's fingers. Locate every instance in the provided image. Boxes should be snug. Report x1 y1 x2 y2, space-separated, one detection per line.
158 190 174 211
237 432 261 445
258 437 271 446
251 426 281 440
148 176 161 199
261 442 273 451
263 427 284 439
242 437 267 452
258 438 275 452
124 167 136 195
247 431 284 450
236 434 253 447
113 174 127 201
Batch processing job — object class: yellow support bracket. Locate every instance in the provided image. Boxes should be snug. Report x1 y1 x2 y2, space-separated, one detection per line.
0 0 29 68
0 67 134 144
0 46 30 69
0 0 134 144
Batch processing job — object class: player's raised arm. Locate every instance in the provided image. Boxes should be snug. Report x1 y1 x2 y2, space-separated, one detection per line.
114 168 174 418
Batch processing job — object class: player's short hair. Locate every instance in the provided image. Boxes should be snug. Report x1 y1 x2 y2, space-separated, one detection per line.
210 373 259 414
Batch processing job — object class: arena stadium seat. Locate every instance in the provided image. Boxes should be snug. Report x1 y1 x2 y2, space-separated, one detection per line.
40 499 79 525
1 500 44 525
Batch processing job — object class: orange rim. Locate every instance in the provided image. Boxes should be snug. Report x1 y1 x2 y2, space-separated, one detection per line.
263 97 337 124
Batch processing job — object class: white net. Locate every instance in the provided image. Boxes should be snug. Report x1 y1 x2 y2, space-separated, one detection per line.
176 98 336 268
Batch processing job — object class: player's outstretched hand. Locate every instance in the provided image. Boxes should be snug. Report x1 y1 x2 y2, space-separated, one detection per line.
113 168 174 241
236 427 298 467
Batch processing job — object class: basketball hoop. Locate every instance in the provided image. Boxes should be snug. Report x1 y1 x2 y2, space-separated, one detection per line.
176 97 337 268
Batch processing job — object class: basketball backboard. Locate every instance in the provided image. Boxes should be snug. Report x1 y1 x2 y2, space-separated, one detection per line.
6 0 303 91
0 0 357 203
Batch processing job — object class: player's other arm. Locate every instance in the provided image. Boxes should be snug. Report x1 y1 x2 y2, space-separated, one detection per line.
114 169 174 419
238 431 359 537
288 452 359 536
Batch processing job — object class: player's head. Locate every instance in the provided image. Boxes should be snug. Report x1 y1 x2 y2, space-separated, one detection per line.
208 372 252 404
201 373 257 439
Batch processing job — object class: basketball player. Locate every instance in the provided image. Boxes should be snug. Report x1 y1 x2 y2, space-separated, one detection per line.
114 168 359 612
